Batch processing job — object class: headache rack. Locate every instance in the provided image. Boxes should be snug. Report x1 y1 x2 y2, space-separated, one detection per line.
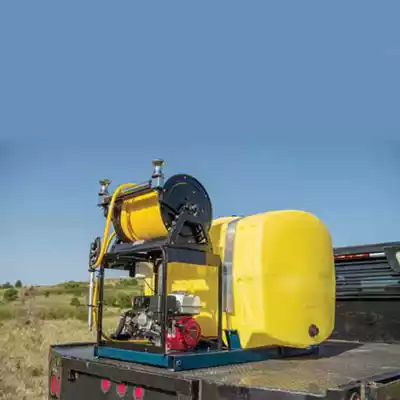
334 241 400 300
332 241 400 344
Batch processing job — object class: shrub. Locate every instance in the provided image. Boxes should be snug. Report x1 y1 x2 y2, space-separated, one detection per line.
63 281 80 289
36 306 74 320
4 288 18 302
30 366 43 377
117 293 132 309
2 282 12 289
15 280 23 288
74 307 88 321
116 278 138 288
65 287 86 297
35 306 88 321
70 297 81 307
44 291 50 298
103 294 117 307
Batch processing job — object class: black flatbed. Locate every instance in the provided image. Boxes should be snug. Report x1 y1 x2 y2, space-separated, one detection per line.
51 340 400 399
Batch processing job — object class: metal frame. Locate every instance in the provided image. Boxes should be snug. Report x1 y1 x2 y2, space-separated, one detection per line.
93 207 320 371
94 209 223 359
95 338 317 372
92 170 325 371
95 322 318 372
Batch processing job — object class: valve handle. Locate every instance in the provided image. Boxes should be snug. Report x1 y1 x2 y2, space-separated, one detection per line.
152 159 165 168
99 178 111 187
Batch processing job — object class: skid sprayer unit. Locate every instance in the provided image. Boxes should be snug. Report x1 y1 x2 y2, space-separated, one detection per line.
88 159 336 371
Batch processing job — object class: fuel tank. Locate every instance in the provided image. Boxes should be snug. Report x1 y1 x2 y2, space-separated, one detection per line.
160 210 336 349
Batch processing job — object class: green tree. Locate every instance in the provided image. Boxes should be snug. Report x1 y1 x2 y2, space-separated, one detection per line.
117 278 138 288
4 288 18 302
70 297 81 307
2 282 12 289
15 280 23 288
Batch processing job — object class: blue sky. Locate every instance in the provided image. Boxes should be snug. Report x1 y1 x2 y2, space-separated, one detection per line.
1 1 399 285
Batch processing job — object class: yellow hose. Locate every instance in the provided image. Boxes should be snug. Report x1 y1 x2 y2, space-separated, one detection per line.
92 183 136 269
91 183 136 329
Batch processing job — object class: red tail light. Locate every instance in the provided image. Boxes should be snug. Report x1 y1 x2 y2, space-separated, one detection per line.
50 376 57 394
101 379 110 393
50 375 61 397
133 386 144 400
98 379 143 398
117 383 126 397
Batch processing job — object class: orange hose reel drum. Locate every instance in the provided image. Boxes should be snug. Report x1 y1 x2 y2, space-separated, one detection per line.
111 174 213 242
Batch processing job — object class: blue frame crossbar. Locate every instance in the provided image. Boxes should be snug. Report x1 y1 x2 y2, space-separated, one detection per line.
95 344 318 372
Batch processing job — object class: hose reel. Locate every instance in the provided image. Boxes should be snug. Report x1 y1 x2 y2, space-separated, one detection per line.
104 170 213 244
88 160 216 333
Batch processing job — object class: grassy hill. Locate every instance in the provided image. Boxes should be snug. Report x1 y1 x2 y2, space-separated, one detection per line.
0 277 143 321
0 278 143 400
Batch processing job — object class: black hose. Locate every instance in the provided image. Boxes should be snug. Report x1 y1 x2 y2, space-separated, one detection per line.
111 311 130 339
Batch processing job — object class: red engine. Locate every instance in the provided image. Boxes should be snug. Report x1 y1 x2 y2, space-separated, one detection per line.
166 316 201 352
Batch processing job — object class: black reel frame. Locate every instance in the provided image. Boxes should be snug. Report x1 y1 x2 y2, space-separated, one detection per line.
93 207 223 355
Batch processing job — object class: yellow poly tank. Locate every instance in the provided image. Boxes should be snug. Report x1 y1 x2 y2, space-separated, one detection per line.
165 210 336 349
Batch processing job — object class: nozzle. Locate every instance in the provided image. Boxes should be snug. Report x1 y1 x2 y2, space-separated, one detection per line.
98 179 111 196
152 159 165 187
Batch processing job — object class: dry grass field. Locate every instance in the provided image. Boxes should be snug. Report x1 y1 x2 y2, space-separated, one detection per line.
0 279 142 400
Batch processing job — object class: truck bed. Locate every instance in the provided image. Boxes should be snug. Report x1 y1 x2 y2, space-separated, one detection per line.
52 340 400 399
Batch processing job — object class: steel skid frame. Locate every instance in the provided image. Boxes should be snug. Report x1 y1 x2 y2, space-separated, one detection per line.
93 210 318 371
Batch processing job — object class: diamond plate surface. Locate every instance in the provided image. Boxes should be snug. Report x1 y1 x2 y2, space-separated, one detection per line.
54 340 400 396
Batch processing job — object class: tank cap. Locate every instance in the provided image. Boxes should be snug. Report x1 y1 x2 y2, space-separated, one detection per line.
152 158 165 167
